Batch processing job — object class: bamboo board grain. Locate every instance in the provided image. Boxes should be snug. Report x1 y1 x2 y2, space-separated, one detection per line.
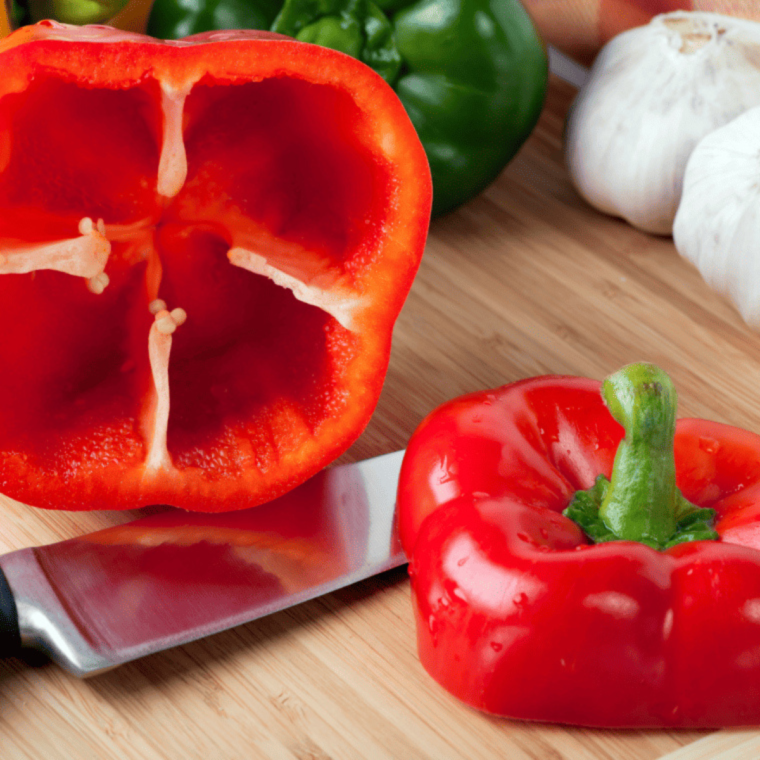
1 74 758 758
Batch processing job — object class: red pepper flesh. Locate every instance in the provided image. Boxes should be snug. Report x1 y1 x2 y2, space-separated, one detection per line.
398 372 760 727
0 22 431 511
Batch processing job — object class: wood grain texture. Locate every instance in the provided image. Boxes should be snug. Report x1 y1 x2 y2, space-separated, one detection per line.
1 75 755 758
656 731 759 760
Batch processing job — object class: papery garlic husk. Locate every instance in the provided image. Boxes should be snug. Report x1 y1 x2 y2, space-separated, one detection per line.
674 106 760 326
565 11 760 235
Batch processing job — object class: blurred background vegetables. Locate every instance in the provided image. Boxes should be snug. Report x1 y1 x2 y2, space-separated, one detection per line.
24 0 128 23
3 0 153 31
6 0 760 215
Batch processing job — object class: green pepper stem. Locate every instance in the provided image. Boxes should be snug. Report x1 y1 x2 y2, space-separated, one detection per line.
563 363 719 550
599 364 679 545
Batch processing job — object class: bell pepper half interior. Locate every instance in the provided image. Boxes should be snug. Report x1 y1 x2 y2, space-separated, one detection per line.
0 41 412 510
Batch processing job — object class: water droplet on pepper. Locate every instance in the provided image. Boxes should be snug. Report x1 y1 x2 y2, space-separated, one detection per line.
699 437 720 454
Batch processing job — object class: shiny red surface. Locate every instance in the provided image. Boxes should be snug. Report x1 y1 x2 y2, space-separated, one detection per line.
398 375 760 727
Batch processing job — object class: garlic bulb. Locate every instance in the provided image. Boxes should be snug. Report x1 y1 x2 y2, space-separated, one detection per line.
674 106 760 325
565 12 760 235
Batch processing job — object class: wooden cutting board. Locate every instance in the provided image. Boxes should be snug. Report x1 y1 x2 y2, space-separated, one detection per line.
2 73 760 759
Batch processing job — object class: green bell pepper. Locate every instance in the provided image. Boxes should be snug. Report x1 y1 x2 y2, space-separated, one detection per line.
147 0 548 216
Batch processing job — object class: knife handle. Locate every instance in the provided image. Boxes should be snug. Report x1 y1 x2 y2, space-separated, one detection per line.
0 566 20 655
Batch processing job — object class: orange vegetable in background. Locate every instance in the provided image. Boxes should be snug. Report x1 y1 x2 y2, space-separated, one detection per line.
522 0 760 63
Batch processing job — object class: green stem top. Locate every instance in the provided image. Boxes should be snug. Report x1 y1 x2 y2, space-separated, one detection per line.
563 363 719 550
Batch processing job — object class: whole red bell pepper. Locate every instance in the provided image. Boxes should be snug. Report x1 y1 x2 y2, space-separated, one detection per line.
398 363 760 728
0 22 431 512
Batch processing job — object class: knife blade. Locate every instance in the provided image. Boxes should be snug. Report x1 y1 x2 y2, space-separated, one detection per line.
0 449 406 677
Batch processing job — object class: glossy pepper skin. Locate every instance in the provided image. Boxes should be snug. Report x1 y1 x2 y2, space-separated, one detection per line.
147 0 549 217
0 22 431 512
398 365 760 727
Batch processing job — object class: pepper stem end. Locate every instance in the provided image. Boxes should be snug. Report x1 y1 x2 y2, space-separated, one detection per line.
563 363 719 550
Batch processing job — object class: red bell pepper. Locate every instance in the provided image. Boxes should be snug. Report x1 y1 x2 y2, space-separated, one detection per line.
0 22 431 511
398 363 760 728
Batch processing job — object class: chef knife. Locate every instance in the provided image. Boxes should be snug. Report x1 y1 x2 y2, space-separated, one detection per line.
0 449 405 677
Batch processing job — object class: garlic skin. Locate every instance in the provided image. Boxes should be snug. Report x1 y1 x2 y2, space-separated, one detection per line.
673 106 760 325
565 12 760 235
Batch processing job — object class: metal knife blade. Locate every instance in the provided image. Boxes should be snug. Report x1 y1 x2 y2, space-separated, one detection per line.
0 449 406 677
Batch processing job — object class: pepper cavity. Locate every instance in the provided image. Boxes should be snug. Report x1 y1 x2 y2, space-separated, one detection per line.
0 67 381 480
0 25 431 511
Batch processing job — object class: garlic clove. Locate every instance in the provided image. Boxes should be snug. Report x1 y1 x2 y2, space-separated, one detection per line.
565 11 760 235
674 105 760 325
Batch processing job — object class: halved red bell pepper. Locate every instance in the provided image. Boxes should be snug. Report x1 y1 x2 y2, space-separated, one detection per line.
398 363 760 728
0 22 431 512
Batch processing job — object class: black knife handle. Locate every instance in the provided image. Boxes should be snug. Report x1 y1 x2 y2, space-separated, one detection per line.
0 567 20 656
